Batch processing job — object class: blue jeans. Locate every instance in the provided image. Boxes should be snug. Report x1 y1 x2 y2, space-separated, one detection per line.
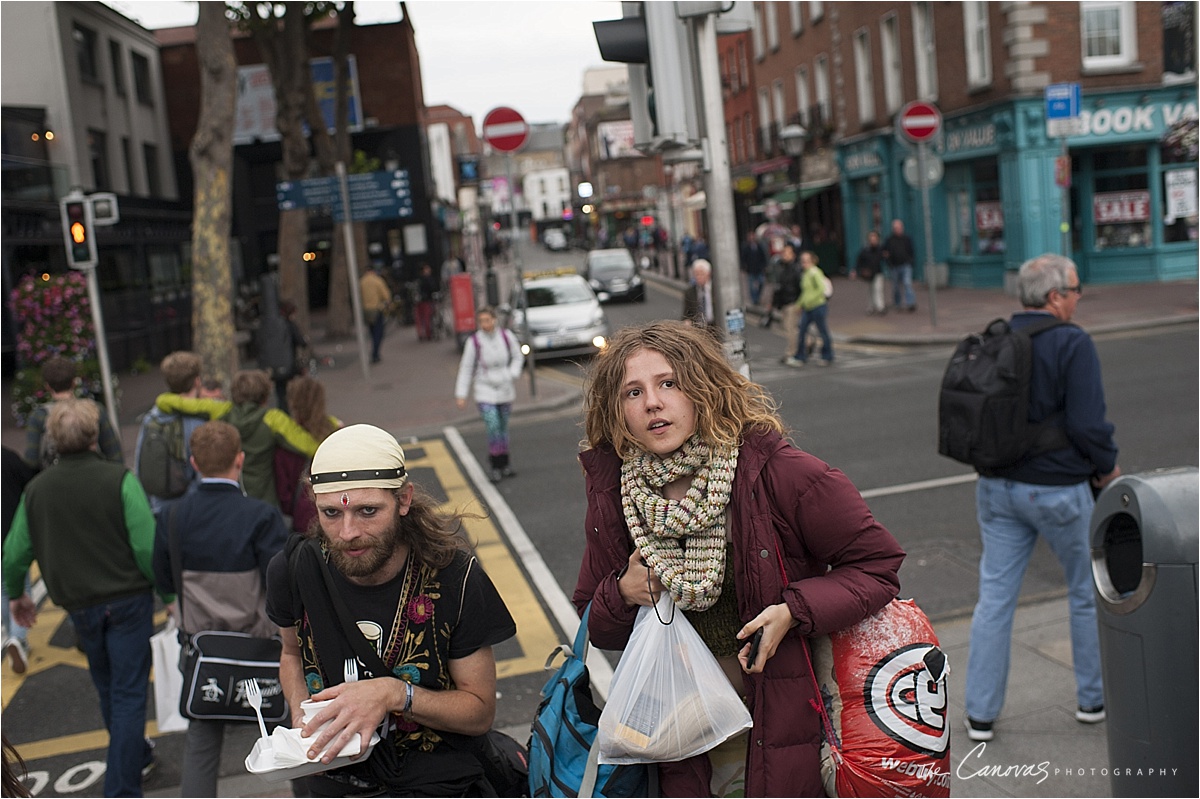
794 303 834 363
746 272 765 306
965 478 1103 722
70 592 154 797
892 263 916 308
369 312 386 361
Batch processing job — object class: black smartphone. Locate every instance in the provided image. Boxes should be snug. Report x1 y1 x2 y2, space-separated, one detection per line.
746 628 764 668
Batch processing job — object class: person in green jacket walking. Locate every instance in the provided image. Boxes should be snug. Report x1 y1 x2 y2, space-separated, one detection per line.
786 251 834 367
5 399 169 797
152 369 318 507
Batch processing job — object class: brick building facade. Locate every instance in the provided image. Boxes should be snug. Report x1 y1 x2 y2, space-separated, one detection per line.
739 1 1197 287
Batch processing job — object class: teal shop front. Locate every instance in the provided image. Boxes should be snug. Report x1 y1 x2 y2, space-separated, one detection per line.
838 85 1198 290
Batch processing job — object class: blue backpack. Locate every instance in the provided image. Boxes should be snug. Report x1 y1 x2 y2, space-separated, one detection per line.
528 604 653 797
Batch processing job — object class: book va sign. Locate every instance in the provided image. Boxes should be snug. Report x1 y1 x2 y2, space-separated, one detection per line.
1074 101 1196 137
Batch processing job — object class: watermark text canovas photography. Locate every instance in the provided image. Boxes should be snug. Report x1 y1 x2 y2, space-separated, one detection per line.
956 743 1182 786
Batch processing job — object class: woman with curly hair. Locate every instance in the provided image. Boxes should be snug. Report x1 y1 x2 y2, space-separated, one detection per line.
572 321 905 797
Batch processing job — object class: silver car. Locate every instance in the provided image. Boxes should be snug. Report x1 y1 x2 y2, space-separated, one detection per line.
507 272 610 359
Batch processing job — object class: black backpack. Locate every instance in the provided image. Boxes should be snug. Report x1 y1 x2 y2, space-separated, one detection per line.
136 409 190 499
937 316 1071 471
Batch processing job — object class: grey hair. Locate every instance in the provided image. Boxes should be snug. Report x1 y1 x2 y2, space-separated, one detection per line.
1018 254 1076 308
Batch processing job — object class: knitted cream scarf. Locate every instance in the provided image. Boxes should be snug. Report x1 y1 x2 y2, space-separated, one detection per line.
620 434 739 611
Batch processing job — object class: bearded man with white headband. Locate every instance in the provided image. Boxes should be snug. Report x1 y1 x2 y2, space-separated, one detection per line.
265 424 516 796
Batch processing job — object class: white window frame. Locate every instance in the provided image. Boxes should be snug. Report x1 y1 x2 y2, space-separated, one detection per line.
795 66 811 127
766 2 780 51
744 112 755 159
963 1 992 88
789 1 803 35
854 29 875 124
880 14 902 114
912 1 938 100
1080 1 1138 70
810 1 824 23
815 54 831 126
758 88 772 152
738 40 750 89
753 4 765 60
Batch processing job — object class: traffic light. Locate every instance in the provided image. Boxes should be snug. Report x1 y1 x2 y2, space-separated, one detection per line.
60 196 97 269
593 2 699 153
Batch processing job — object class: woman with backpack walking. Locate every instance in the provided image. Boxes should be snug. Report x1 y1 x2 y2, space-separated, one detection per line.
454 307 525 483
572 321 904 797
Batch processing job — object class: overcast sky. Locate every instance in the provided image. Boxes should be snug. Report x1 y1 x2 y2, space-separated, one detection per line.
106 0 622 126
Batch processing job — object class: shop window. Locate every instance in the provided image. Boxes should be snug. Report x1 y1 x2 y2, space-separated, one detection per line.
947 160 1004 255
1161 122 1198 243
1091 145 1151 249
1081 2 1137 71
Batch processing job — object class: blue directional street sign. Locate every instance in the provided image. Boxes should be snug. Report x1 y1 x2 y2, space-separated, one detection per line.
1045 82 1082 120
276 169 413 221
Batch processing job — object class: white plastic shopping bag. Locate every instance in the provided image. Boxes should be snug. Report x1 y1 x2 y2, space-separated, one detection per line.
598 593 752 764
151 618 189 733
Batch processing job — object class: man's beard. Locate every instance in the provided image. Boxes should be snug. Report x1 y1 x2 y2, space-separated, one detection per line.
323 515 402 578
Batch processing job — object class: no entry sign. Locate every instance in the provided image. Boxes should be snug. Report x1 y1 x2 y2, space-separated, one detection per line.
898 101 941 144
483 107 529 152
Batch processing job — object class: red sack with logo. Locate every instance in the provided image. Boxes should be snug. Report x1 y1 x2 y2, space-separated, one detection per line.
809 599 951 797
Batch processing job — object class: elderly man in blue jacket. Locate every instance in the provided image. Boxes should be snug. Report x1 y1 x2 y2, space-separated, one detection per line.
963 253 1121 743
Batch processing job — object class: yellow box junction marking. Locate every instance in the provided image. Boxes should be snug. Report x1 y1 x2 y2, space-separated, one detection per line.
408 438 560 679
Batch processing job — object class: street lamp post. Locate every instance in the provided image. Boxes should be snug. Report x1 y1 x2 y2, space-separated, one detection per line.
779 123 808 241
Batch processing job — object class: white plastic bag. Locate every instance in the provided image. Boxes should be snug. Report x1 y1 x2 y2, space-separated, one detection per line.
597 593 752 764
151 618 189 733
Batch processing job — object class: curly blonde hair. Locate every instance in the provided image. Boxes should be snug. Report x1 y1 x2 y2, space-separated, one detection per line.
582 321 784 457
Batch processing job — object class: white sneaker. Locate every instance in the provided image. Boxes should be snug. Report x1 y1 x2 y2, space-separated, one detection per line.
4 638 29 674
1076 705 1106 724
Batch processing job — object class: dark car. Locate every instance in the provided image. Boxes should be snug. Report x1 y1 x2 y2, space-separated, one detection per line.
584 248 646 303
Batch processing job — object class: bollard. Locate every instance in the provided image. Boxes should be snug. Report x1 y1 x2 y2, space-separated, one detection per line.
1090 467 1198 797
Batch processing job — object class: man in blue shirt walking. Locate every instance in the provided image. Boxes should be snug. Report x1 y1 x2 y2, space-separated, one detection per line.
963 254 1122 742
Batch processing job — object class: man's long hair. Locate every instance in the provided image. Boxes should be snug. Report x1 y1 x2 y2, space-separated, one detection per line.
582 321 784 457
391 485 476 569
306 484 478 570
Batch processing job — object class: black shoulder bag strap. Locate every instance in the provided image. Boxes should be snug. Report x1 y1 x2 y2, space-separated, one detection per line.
290 536 391 678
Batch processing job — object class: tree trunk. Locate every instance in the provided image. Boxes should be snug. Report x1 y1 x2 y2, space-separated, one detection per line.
188 3 238 388
251 2 313 333
324 2 358 338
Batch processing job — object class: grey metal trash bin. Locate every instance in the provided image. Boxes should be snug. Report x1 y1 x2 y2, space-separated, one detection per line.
1090 467 1198 797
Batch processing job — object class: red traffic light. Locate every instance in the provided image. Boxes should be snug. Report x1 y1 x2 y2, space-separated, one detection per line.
640 215 655 226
